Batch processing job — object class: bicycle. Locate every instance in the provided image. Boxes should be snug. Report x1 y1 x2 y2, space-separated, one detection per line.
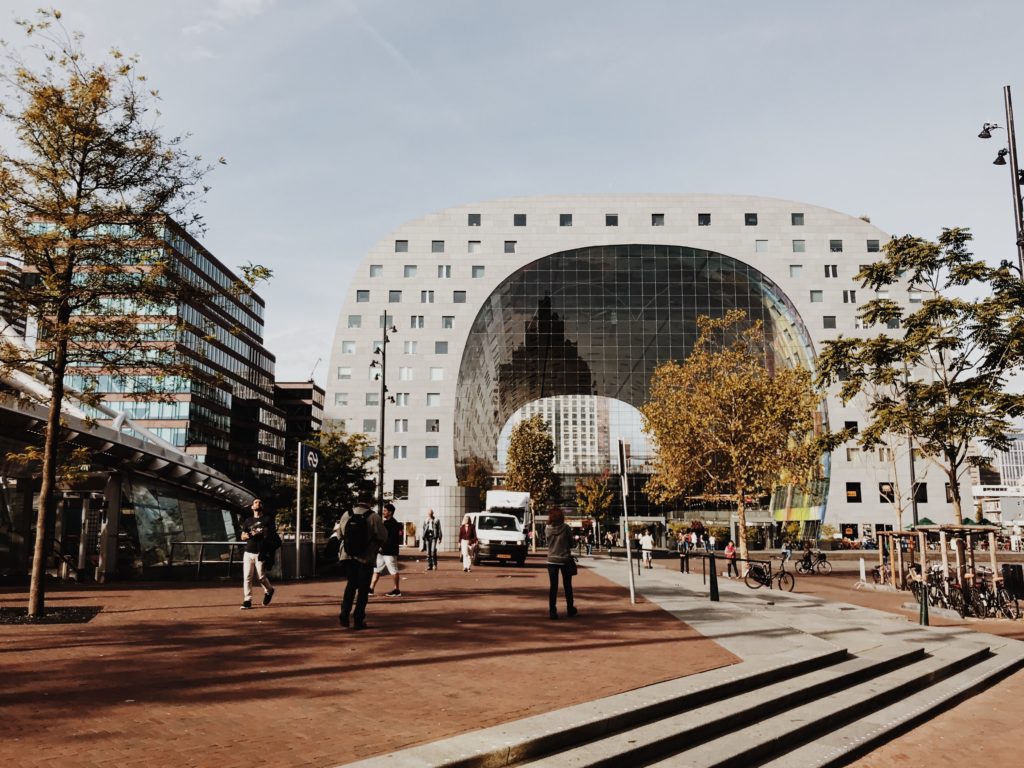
970 567 1020 620
744 558 795 592
796 550 832 575
871 561 890 585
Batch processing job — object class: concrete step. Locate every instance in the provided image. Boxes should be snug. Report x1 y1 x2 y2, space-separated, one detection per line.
519 643 924 767
648 645 992 768
340 646 848 768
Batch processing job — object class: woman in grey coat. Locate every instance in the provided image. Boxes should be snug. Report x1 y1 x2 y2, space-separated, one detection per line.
545 508 578 619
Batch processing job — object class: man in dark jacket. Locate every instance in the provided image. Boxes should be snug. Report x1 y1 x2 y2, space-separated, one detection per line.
239 499 276 610
337 495 387 629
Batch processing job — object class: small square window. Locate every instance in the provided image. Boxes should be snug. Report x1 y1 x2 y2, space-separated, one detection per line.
745 213 758 226
399 366 413 381
394 393 409 406
651 213 665 226
885 317 901 329
441 315 454 329
341 340 356 354
388 290 402 303
356 290 369 303
425 478 439 487
437 265 451 278
791 213 805 226
425 445 440 459
403 265 417 278
843 290 856 303
453 291 467 303
846 482 862 503
879 482 895 503
504 240 516 254
337 367 352 380
431 240 445 253
560 213 573 227
513 213 527 226
420 290 433 304
915 482 928 504
823 316 837 329
605 214 618 227
845 446 860 462
403 340 416 354
698 213 711 226
366 392 379 406
867 239 880 253
347 314 361 328
471 265 485 278
393 479 409 498
844 420 859 433
426 393 441 407
394 418 408 433
334 392 348 406
369 264 383 277
790 264 802 277
810 290 823 303
394 240 408 253
792 240 805 253
908 290 922 304
434 341 448 354
393 446 407 459
430 367 444 381
410 315 424 328
426 419 440 432
361 446 375 459
378 314 393 328
467 241 481 254
755 240 768 252
830 239 844 253
468 213 481 226
825 264 838 278
362 419 377 433
369 366 381 381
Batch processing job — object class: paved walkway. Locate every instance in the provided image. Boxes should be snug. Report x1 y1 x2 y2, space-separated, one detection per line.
0 552 735 768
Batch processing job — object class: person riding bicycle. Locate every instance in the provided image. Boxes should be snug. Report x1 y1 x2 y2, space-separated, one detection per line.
799 541 813 572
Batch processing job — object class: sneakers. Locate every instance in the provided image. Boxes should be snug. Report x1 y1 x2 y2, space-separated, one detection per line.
240 601 252 610
567 606 579 617
367 589 375 596
385 589 402 597
263 588 275 606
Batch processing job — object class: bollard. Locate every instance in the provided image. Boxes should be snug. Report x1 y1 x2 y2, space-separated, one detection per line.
920 581 929 626
680 552 689 573
709 552 720 602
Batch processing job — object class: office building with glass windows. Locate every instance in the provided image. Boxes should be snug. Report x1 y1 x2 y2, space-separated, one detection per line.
326 195 971 544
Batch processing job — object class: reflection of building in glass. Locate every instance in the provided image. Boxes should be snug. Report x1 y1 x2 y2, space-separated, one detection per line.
325 195 969 537
996 433 1024 486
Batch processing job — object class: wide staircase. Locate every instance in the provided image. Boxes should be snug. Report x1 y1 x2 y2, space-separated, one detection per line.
343 560 1024 768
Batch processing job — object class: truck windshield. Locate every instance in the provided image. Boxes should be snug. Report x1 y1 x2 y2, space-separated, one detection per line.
478 515 518 531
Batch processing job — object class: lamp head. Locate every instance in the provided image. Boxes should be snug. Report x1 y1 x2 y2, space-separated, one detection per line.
978 122 1000 139
994 148 1009 166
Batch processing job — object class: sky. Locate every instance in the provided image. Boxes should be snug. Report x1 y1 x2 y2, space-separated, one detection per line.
1 0 1022 384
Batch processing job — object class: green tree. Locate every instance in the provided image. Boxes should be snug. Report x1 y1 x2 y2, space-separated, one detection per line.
0 11 263 616
641 310 824 563
459 455 494 508
504 414 557 544
815 228 1024 527
575 470 613 531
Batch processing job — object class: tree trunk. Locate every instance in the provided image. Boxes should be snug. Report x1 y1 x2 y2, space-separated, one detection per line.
27 332 69 617
736 487 749 564
947 464 963 526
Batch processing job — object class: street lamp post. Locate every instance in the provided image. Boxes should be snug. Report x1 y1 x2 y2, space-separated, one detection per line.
978 85 1024 273
370 313 397 517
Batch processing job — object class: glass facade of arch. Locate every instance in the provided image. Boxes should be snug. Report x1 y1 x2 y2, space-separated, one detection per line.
454 244 827 519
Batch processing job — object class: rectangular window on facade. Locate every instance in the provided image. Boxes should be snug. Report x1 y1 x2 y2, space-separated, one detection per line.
472 265 485 278
434 341 448 354
394 418 408 433
366 392 379 406
914 482 928 504
425 446 440 459
945 483 954 503
361 446 375 459
514 213 527 226
885 317 901 329
651 213 665 226
410 316 424 328
879 482 895 503
790 264 802 277
560 213 573 227
369 264 383 277
404 265 417 278
341 340 356 354
395 240 408 253
430 367 444 380
425 479 439 487
356 290 369 302
362 419 377 433
421 290 434 303
823 316 837 329
337 367 352 379
403 340 417 354
504 240 516 253
388 290 402 303
378 314 393 328
392 446 407 459
825 264 838 278
426 418 440 432
347 315 362 328
370 366 382 381
844 420 859 433
606 214 618 226
745 213 758 226
393 479 409 499
431 240 444 253
437 265 451 278
846 446 860 461
810 290 824 302
441 315 454 329
755 240 768 252
830 239 843 252
846 482 862 503
909 290 923 303
399 367 413 381
468 213 481 226
843 290 856 303
876 290 890 300
792 213 805 225
395 393 409 406
426 393 440 406
792 240 805 252
453 291 467 303
698 213 711 226
867 239 880 252
334 392 348 406
468 241 481 254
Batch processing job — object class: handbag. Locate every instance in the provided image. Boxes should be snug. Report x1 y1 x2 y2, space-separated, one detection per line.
565 557 578 576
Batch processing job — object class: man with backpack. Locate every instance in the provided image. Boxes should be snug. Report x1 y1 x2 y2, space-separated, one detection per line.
337 494 387 630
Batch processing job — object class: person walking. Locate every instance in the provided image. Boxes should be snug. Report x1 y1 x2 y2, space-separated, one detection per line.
239 499 276 610
421 508 442 570
725 539 739 578
458 514 477 572
338 495 387 630
640 528 655 569
370 502 403 597
545 508 577 619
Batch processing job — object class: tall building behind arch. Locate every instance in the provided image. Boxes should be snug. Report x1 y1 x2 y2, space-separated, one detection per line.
326 195 969 541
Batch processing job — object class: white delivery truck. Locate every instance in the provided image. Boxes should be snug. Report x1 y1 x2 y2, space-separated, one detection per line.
469 491 531 566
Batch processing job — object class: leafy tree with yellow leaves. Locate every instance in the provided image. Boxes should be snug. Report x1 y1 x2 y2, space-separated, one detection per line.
641 310 823 563
575 470 614 532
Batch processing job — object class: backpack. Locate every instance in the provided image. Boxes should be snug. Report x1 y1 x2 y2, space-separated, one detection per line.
343 511 370 557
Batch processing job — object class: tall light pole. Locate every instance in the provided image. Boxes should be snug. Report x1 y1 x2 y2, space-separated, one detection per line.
370 313 396 516
978 85 1024 273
